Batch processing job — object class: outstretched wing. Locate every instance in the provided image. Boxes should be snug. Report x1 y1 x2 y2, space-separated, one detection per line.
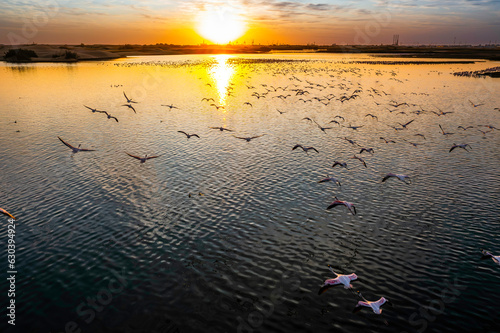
146 155 161 160
292 144 302 151
326 202 342 210
374 297 387 307
58 136 75 150
178 131 189 137
0 208 16 220
126 152 142 160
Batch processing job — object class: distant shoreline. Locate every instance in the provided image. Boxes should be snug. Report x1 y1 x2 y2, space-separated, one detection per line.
1 44 499 63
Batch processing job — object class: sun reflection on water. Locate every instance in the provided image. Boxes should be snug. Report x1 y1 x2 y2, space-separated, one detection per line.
208 54 235 107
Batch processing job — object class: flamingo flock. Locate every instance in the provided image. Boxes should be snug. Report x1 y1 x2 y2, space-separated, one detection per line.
3 57 498 328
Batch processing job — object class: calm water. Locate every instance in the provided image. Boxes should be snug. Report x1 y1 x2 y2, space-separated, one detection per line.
0 53 499 333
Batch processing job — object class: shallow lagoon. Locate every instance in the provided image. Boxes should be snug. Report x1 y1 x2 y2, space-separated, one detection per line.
1 53 499 332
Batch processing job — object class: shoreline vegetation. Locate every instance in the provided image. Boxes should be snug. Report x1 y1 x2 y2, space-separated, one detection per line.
1 43 499 64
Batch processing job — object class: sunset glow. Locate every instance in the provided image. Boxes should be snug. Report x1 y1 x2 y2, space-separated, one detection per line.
196 8 246 44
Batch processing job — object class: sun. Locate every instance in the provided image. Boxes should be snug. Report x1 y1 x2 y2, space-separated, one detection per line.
197 8 246 44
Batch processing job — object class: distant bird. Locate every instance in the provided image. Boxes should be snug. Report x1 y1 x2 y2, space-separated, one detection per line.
342 137 360 147
469 100 484 108
382 173 411 184
178 131 200 139
318 266 357 295
414 134 426 140
161 104 178 110
243 102 253 107
0 208 16 220
58 137 96 154
103 112 119 122
354 292 389 315
359 148 374 154
292 144 318 153
403 139 423 147
84 105 106 113
380 137 396 144
365 114 378 120
123 92 138 103
122 104 136 113
276 109 286 114
209 126 233 132
210 104 225 110
318 175 341 186
478 124 498 131
233 135 265 142
326 197 356 215
345 124 363 130
481 249 500 265
313 120 334 133
201 97 215 102
439 124 454 136
477 129 492 136
332 161 347 168
449 143 471 152
125 153 161 163
351 155 367 168
333 115 345 121
457 126 474 131
399 119 415 129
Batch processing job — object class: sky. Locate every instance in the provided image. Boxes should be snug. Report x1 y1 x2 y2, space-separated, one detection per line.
0 0 499 45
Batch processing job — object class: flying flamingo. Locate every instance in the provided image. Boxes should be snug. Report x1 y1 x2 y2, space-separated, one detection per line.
318 266 357 295
354 291 389 314
326 197 356 215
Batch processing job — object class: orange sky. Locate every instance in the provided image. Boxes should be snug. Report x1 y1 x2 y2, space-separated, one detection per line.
0 0 499 45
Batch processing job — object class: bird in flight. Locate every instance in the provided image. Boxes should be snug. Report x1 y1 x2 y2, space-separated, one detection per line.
354 292 389 315
365 114 378 120
439 124 454 136
359 148 374 154
103 111 119 122
399 119 415 129
201 97 215 102
449 143 471 152
326 197 357 215
318 175 341 186
210 104 225 110
380 137 396 144
234 135 265 142
210 126 233 132
469 100 484 108
481 249 500 265
351 155 367 168
318 266 357 295
243 102 253 107
382 173 411 184
0 208 16 220
332 161 347 168
292 144 319 153
84 105 106 113
122 104 136 113
178 131 200 139
58 137 96 154
162 104 178 110
123 92 138 104
125 153 161 163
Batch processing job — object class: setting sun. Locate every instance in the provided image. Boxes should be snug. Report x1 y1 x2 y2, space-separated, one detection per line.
197 8 246 44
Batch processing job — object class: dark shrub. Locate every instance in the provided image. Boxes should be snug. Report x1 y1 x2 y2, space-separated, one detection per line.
4 48 38 61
